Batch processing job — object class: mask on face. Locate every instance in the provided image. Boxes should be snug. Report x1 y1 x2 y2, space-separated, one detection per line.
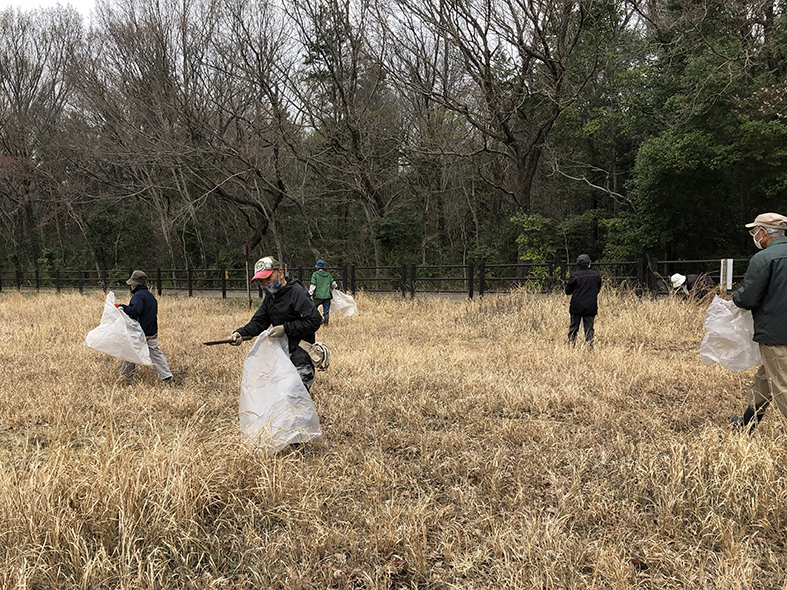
263 278 282 295
753 233 765 250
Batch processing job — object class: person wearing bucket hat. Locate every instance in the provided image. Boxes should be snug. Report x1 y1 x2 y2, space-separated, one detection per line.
565 254 602 349
730 212 787 432
229 256 323 391
117 270 175 385
670 272 716 300
309 259 338 326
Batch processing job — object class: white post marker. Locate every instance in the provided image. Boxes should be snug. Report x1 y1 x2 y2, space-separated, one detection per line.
720 258 734 294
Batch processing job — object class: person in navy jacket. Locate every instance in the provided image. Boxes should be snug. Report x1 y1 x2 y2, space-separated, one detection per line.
565 254 602 349
118 270 174 385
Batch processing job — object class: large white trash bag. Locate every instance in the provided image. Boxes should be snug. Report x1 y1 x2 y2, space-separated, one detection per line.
331 288 358 318
84 292 152 365
700 296 761 371
239 331 322 454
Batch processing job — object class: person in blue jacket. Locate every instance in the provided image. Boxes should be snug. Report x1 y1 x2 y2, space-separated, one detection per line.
565 254 602 349
117 270 175 385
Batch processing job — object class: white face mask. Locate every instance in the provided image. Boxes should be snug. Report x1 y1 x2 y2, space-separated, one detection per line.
753 231 765 250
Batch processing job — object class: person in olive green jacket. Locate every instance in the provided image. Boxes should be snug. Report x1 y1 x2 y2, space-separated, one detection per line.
731 212 787 432
309 260 338 326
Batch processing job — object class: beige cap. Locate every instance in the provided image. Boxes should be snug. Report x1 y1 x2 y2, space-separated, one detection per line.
744 212 787 230
126 270 148 287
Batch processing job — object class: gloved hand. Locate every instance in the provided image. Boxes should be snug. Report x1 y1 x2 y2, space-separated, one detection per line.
229 332 243 346
268 325 285 338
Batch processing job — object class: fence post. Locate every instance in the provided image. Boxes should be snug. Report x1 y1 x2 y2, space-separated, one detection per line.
479 263 486 296
649 258 659 292
157 269 162 295
55 269 60 293
342 265 348 292
468 262 474 299
298 267 304 282
546 262 553 292
636 259 644 296
221 268 227 299
101 269 107 292
410 264 416 298
350 265 356 294
35 270 39 293
78 269 83 294
188 268 193 297
16 269 21 291
400 264 407 298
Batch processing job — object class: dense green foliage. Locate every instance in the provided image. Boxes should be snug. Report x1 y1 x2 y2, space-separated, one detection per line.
0 0 784 271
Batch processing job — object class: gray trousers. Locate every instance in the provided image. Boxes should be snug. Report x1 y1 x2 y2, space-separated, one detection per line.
120 334 173 381
568 313 595 346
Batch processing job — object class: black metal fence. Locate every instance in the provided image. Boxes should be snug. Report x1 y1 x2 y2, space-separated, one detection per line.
0 258 750 299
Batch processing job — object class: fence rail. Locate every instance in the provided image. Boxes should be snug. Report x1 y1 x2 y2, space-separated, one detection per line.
0 258 750 299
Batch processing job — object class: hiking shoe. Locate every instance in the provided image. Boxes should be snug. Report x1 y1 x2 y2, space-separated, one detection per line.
162 376 176 386
731 416 745 432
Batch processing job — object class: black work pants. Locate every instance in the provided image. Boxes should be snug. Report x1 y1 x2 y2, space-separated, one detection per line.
568 313 595 347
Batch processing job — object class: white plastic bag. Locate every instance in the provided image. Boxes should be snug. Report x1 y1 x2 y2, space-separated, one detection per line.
84 292 152 365
700 296 761 371
331 288 357 318
239 330 322 454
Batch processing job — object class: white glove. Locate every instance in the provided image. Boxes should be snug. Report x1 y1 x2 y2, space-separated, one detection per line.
308 284 316 296
229 332 243 346
268 325 285 338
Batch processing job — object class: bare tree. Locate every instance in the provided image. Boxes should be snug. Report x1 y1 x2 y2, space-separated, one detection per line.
386 0 599 211
0 6 83 268
286 0 403 266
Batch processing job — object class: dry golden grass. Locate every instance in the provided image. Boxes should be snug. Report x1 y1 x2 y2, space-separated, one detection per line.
0 288 785 589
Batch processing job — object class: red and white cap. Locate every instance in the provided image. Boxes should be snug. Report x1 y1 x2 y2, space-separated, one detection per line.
252 256 281 281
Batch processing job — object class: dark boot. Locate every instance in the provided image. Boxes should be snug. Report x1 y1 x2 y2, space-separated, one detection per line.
733 406 767 434
322 317 329 326
743 405 766 430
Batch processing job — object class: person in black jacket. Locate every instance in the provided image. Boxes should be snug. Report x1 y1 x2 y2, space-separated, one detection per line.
670 273 716 300
565 254 602 349
230 256 323 391
118 270 175 385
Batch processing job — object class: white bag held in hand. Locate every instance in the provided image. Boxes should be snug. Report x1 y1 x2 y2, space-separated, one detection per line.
700 296 761 371
239 331 322 454
331 288 358 318
84 292 152 365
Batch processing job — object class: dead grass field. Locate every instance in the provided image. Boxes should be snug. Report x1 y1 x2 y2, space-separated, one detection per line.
0 288 785 589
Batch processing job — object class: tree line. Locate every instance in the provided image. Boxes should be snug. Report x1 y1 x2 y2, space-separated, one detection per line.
0 0 784 274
